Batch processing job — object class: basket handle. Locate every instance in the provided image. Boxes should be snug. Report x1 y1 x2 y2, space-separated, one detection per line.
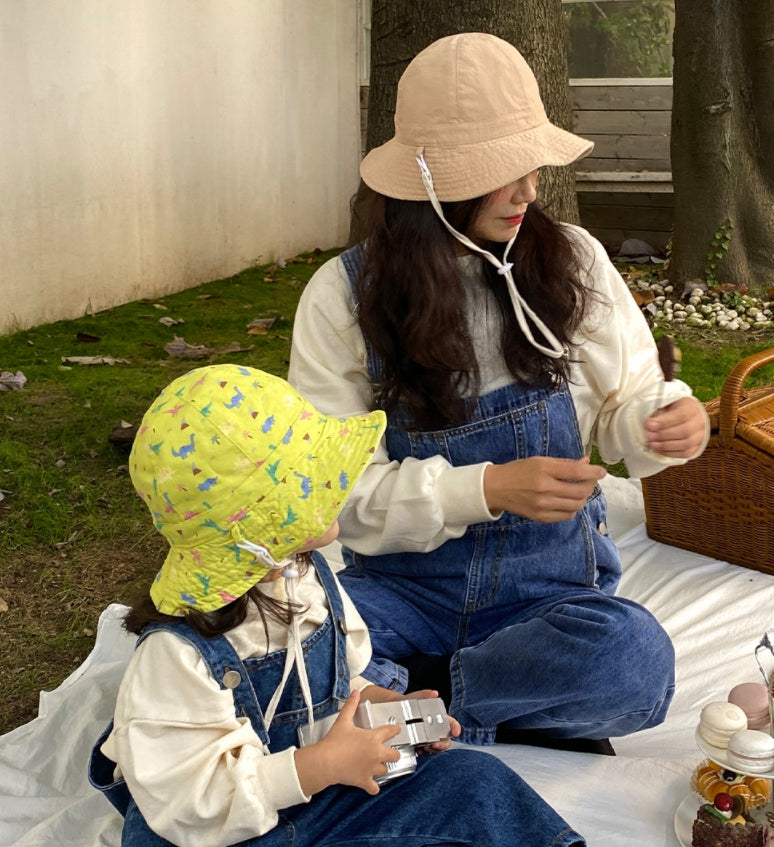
718 347 774 444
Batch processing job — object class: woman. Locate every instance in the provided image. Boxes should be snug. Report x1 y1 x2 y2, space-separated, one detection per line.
288 33 708 751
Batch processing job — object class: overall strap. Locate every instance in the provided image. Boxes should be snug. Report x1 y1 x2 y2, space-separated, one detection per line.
139 621 270 745
309 551 352 701
339 244 385 384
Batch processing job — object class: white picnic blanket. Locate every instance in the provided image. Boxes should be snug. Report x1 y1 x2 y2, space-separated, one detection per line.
2 475 772 846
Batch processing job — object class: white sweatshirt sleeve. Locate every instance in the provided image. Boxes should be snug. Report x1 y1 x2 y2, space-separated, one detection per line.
101 632 309 847
564 226 710 479
288 255 496 557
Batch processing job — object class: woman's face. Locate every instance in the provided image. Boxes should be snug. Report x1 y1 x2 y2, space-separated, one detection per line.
467 170 538 244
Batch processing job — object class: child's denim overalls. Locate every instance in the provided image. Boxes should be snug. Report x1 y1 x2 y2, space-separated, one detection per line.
89 553 586 847
338 245 675 745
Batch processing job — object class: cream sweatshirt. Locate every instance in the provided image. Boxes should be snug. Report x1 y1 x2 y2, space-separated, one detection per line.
288 225 709 556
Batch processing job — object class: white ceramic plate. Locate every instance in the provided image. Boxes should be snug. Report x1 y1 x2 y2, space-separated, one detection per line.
674 792 698 847
695 727 774 778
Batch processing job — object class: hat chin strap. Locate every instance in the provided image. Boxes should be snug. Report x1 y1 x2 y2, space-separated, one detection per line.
236 538 315 736
415 152 565 360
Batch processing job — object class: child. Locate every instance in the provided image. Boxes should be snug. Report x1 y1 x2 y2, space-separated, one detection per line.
89 363 586 846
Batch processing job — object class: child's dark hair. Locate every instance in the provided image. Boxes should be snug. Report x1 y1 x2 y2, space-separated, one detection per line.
349 184 594 430
124 554 311 639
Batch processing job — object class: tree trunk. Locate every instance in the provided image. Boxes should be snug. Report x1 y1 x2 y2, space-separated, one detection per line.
670 1 774 294
363 0 580 223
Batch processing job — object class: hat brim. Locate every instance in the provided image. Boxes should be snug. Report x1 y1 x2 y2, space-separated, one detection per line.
360 121 593 202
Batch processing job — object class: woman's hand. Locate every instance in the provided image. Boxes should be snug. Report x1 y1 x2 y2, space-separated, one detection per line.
644 396 706 458
294 689 401 796
483 456 606 522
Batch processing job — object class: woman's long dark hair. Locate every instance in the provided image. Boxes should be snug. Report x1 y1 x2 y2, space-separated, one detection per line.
349 183 592 430
124 555 310 639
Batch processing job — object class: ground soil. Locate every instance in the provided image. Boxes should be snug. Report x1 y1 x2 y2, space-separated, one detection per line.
0 539 164 736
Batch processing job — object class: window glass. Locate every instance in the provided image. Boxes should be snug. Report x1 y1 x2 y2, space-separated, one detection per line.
562 0 674 79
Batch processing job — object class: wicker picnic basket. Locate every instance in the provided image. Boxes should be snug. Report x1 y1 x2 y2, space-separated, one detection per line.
640 347 774 573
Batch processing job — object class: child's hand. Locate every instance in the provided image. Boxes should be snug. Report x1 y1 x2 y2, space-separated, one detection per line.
295 690 401 796
644 396 707 458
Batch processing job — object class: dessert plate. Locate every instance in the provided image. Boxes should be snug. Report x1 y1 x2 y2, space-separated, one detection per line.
695 727 774 778
674 792 697 847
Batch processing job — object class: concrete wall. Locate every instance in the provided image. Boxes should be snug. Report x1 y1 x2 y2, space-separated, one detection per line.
0 1 360 334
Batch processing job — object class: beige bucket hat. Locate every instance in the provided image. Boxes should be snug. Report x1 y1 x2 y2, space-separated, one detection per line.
360 32 593 202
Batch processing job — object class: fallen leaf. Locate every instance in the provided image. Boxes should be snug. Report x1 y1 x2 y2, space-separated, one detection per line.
0 370 27 390
629 289 655 307
60 356 131 365
76 332 101 343
164 336 254 360
159 316 183 327
247 317 276 335
0 597 8 613
164 337 210 359
109 421 139 446
153 303 168 310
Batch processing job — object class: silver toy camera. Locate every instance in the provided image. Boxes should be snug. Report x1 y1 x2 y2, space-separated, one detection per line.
298 697 451 784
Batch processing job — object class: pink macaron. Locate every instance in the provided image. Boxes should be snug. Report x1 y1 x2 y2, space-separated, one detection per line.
728 682 771 731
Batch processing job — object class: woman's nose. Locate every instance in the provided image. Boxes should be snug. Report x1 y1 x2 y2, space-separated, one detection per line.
509 172 538 204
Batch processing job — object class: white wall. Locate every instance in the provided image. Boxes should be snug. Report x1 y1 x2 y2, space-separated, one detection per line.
0 0 360 334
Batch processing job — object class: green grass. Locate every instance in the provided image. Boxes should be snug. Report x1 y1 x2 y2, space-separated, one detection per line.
0 248 336 733
0 249 772 735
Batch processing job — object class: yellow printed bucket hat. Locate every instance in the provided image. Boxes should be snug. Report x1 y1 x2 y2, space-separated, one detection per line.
129 364 386 616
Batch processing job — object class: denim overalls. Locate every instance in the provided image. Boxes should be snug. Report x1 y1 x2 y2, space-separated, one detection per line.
89 553 586 847
338 245 675 745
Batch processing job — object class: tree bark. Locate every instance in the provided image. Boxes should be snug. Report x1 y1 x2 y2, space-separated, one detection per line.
670 0 774 294
363 0 580 223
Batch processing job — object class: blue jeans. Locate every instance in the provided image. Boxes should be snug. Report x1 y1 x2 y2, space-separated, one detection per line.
122 748 585 847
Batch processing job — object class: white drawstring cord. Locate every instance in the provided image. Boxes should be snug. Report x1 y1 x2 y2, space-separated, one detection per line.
236 538 285 571
236 539 315 735
415 152 565 360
